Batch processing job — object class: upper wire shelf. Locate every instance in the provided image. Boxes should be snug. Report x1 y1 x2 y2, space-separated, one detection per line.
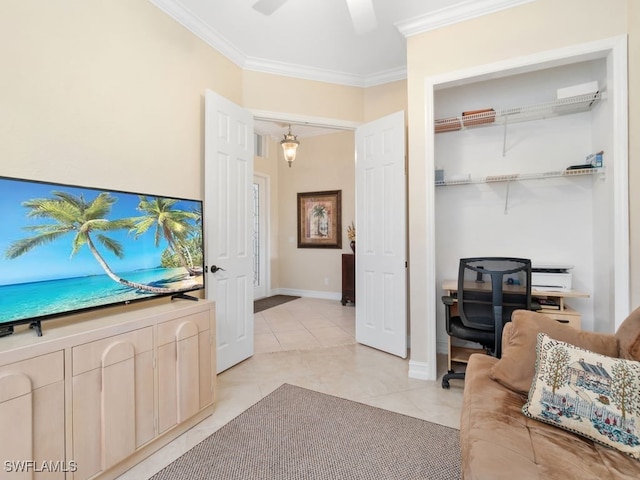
434 92 604 133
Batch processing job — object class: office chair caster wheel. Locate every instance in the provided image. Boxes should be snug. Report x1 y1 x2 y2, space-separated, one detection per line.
442 370 454 388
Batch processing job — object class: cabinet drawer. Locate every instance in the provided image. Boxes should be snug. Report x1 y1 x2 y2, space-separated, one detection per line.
538 308 581 329
0 351 63 389
157 311 211 346
72 327 153 376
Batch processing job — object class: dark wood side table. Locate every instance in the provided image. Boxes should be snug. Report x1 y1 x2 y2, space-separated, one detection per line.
341 253 355 305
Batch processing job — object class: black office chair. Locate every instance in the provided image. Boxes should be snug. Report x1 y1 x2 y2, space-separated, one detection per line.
441 257 532 389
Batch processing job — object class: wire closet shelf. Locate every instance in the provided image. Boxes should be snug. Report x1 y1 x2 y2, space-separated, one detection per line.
434 91 604 133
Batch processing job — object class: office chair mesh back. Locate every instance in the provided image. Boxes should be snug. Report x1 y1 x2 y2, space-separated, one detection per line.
441 257 532 388
457 257 532 358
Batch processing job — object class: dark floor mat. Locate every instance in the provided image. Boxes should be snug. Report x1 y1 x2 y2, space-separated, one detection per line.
254 295 301 313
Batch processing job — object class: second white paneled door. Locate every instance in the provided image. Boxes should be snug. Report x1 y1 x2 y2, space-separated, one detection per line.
355 111 407 358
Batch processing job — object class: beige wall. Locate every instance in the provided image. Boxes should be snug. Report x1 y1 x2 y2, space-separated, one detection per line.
406 0 635 366
0 0 242 201
363 80 408 122
243 71 364 122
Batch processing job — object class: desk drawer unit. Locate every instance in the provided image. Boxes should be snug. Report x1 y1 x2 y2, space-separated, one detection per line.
538 306 581 329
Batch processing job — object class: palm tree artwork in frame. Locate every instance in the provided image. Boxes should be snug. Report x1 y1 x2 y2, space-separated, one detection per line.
297 190 342 249
0 176 204 335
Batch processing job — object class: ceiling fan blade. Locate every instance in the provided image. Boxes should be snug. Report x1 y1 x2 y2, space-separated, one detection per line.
252 0 288 16
345 0 377 35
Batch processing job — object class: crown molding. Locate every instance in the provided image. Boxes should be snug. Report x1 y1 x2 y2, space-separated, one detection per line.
149 0 405 87
245 57 406 88
244 57 363 88
363 67 408 88
395 0 536 37
149 0 246 66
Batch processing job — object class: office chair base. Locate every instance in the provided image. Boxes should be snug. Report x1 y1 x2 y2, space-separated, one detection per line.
442 370 465 389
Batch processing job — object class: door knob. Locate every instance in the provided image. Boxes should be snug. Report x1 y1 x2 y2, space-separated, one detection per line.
209 265 226 273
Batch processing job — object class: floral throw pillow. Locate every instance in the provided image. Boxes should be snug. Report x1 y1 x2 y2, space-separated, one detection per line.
523 333 640 461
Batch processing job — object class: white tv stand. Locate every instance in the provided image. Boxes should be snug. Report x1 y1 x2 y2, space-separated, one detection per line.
0 299 215 480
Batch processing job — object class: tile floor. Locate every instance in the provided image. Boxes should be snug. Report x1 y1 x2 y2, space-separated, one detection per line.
117 297 464 479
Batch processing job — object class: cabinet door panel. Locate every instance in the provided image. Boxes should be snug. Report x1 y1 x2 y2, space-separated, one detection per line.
176 322 199 422
0 352 65 480
72 368 103 479
158 318 212 433
101 342 136 470
0 374 33 480
198 330 213 408
135 350 155 448
157 342 177 433
33 381 66 480
72 332 154 479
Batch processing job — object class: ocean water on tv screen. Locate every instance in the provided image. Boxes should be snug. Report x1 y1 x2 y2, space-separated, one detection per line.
0 267 203 324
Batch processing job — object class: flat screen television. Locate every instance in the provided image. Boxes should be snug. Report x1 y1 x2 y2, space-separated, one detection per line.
0 176 205 336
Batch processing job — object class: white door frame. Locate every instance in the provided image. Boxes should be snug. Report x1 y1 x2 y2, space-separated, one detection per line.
422 35 629 379
250 110 360 132
251 109 410 359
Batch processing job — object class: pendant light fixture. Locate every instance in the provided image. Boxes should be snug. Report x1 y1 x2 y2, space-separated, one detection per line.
280 124 299 167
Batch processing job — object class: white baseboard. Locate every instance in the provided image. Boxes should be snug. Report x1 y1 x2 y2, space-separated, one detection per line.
272 288 342 301
408 359 437 381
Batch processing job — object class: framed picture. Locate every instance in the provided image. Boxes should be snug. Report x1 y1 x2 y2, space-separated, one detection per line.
297 190 342 249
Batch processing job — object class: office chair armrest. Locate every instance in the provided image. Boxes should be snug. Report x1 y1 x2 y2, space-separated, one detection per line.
442 295 455 306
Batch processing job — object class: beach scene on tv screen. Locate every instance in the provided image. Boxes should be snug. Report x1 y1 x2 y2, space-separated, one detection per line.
0 177 204 325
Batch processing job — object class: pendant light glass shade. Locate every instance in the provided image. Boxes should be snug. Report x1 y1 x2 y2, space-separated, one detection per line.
280 124 299 167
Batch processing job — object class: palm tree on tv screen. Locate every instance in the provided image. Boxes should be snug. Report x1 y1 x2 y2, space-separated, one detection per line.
4 191 182 294
129 196 202 276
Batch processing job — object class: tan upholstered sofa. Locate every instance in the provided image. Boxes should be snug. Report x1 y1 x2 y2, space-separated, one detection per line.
460 307 640 479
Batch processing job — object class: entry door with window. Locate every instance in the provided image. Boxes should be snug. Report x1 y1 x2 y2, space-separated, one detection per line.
253 174 268 300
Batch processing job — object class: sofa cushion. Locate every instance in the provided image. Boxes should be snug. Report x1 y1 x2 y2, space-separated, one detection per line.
490 310 618 395
616 305 640 361
462 354 640 479
523 333 640 461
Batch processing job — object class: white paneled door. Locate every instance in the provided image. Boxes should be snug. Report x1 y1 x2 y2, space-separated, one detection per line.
204 90 254 373
355 111 407 358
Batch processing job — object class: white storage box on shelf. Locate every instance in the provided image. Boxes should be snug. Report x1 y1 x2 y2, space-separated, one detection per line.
556 81 599 99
